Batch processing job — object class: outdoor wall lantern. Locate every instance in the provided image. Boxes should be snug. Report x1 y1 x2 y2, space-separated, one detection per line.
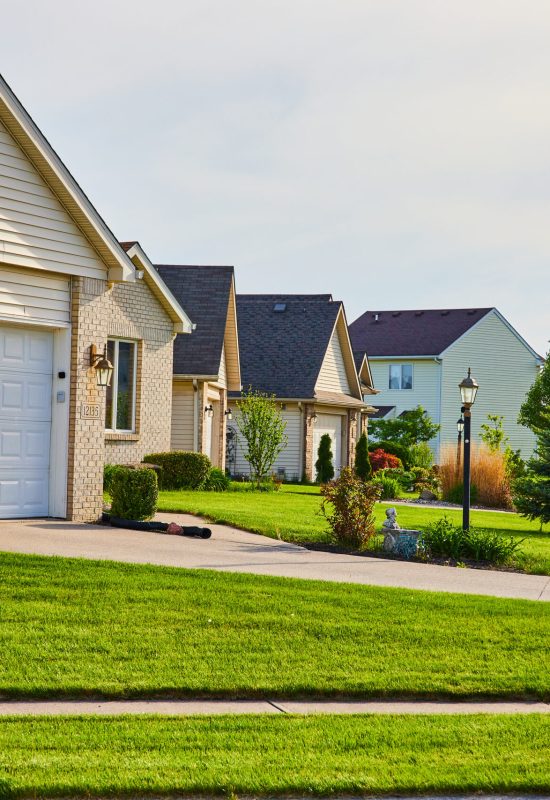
204 404 214 417
310 411 318 423
458 368 479 531
224 408 233 420
90 344 114 388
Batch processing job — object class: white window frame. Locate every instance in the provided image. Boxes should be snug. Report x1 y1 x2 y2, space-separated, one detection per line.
105 338 138 433
389 363 413 391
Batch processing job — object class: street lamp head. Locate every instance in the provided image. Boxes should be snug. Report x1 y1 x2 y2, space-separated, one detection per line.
459 368 479 408
457 417 464 434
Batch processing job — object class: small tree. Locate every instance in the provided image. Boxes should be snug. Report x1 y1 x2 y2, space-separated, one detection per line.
236 389 287 489
320 468 382 548
315 433 334 483
512 428 550 529
369 405 440 447
518 351 550 434
480 414 509 452
354 432 372 480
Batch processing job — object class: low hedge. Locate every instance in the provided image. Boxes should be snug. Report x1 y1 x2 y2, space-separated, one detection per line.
110 467 158 521
143 451 212 490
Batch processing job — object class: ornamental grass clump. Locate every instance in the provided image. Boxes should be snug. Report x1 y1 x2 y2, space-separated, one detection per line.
320 468 381 548
420 516 523 565
439 443 512 509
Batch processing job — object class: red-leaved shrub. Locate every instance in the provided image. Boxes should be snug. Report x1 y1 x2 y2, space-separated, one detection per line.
320 467 382 548
369 448 402 472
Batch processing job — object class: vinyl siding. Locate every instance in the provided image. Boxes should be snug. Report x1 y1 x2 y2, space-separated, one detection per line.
0 265 70 325
368 358 442 453
315 327 351 394
218 344 227 389
0 121 106 280
171 380 195 451
228 404 303 480
440 310 539 458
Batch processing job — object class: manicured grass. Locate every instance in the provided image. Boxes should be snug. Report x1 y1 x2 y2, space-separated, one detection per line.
0 552 549 700
158 484 550 573
0 715 549 796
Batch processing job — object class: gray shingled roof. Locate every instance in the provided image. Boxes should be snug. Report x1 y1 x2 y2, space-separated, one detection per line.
349 308 494 357
155 265 234 376
231 295 341 399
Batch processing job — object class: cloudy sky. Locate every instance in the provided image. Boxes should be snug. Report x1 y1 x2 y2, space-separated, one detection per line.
2 1 549 355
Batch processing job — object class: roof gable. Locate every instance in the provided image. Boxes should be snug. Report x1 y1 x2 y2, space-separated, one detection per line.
156 264 240 387
233 294 361 400
349 307 494 357
0 74 134 282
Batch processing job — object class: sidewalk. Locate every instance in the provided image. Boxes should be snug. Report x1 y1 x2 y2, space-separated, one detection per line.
0 699 548 716
0 514 548 601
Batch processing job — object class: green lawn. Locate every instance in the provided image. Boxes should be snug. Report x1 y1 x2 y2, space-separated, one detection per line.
157 483 550 574
0 552 548 700
1 715 549 797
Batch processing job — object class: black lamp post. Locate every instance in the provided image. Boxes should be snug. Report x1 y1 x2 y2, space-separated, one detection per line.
458 368 479 530
456 416 464 470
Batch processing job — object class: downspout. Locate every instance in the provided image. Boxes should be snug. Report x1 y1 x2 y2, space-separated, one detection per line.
297 402 304 479
434 357 442 460
192 379 199 452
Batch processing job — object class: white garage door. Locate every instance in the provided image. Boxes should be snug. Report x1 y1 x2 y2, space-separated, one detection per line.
313 413 342 475
0 327 53 518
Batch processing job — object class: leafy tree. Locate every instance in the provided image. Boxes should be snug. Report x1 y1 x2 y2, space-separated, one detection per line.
354 432 372 480
315 433 334 484
480 414 509 452
518 352 550 434
512 428 550 529
369 405 440 447
236 389 287 489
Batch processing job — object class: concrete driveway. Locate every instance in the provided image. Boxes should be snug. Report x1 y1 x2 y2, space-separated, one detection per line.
0 513 548 601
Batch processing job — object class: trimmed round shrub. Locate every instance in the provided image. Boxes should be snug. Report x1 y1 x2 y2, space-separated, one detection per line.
103 463 126 495
110 467 158 521
368 440 411 469
373 475 400 500
203 468 231 492
143 451 211 490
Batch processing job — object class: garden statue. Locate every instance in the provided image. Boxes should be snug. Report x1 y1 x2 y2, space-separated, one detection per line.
381 506 420 560
382 507 400 531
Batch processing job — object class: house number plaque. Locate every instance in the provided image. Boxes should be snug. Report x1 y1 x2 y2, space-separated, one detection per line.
81 403 101 419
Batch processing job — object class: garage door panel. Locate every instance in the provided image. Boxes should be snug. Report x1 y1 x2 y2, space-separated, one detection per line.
0 328 53 373
0 472 49 517
313 413 342 474
0 422 50 467
0 373 51 419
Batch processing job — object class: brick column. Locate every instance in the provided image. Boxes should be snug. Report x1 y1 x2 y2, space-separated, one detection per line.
303 404 315 482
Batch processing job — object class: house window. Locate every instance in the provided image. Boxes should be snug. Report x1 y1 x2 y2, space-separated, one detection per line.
105 339 137 431
389 364 413 390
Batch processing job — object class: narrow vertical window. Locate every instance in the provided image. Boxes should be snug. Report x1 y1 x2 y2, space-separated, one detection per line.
105 339 137 431
388 364 413 390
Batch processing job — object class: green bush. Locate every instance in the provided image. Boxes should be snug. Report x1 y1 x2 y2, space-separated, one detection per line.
103 464 126 495
420 517 523 565
202 467 231 492
354 432 372 480
110 467 158 521
320 467 381 548
143 451 211 490
446 482 479 505
373 475 401 500
368 440 411 469
408 442 434 469
315 433 335 484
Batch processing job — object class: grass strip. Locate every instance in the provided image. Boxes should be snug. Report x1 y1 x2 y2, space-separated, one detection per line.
157 486 550 574
0 552 548 700
0 714 549 796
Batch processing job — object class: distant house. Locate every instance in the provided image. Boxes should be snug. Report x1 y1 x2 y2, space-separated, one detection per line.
229 294 376 481
155 264 241 470
349 307 543 459
0 75 191 521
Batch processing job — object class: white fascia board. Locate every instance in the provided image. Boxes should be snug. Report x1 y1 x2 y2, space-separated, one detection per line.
368 355 438 360
0 75 135 283
124 242 194 333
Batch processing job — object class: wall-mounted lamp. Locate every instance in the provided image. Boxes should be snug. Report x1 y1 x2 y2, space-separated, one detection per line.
224 408 233 420
310 411 318 423
90 344 113 388
204 404 214 417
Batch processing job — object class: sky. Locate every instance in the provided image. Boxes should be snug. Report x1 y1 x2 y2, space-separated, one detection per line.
2 0 549 356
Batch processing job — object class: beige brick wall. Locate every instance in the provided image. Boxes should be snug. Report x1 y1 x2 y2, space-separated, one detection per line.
67 276 174 522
